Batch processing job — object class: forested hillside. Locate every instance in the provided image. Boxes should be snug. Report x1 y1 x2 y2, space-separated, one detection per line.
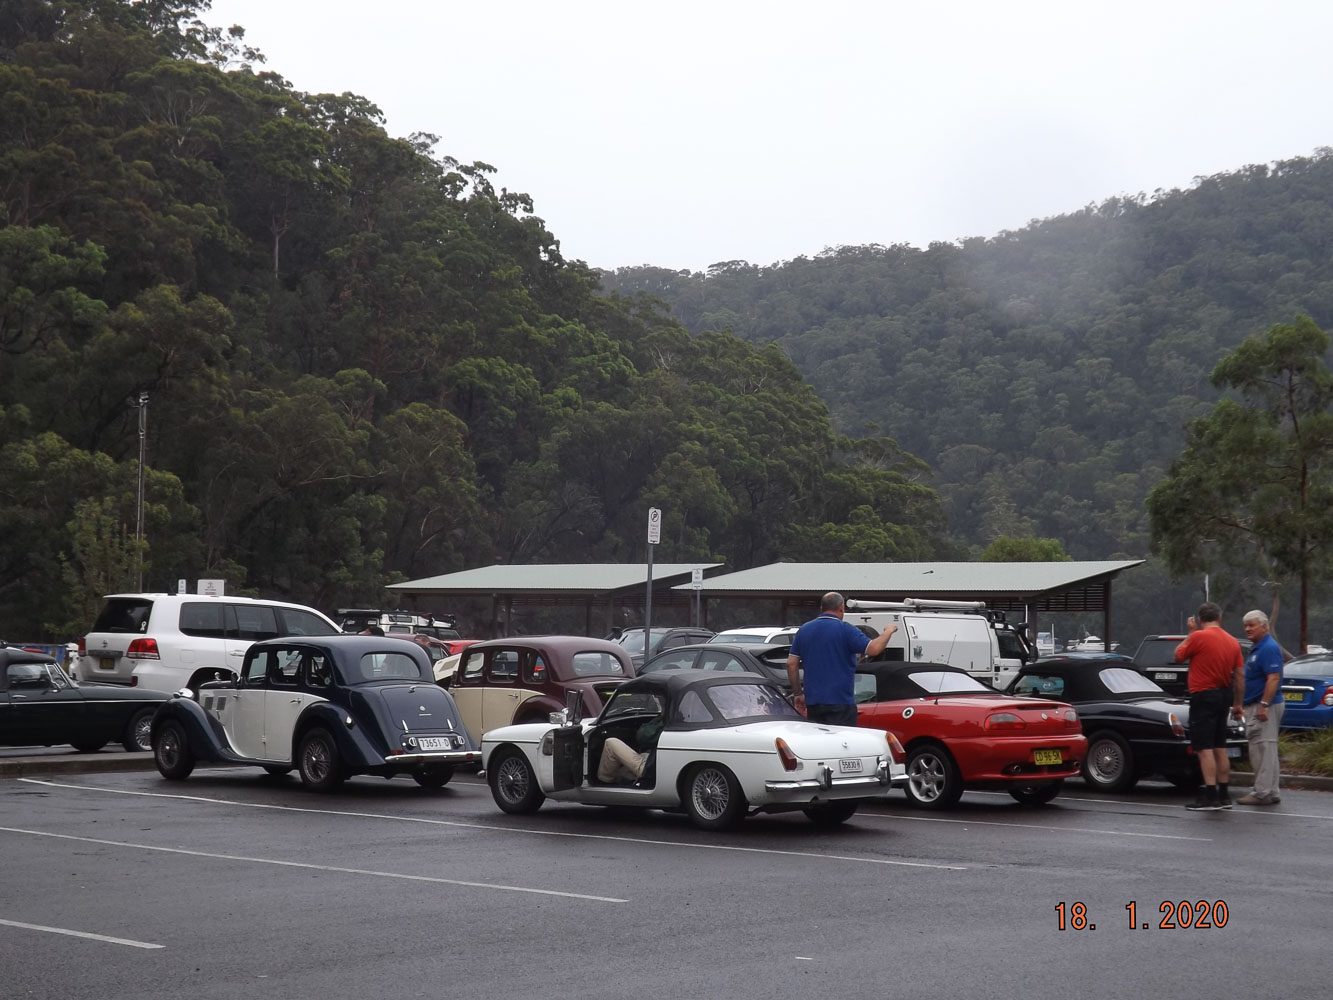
0 0 946 637
603 156 1333 638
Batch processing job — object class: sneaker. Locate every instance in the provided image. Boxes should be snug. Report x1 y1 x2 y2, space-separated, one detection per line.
1186 794 1223 811
1218 793 1234 809
1236 793 1272 805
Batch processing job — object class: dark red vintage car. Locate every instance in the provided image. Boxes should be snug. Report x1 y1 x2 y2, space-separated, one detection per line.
854 661 1087 808
451 636 634 742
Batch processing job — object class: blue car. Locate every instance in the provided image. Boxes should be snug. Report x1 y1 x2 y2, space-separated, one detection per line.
1279 653 1333 729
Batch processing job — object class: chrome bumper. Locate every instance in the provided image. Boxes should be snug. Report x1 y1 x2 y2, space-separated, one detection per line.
766 759 897 792
382 750 480 766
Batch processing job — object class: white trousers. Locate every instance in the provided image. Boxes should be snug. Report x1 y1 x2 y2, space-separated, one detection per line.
1244 700 1284 800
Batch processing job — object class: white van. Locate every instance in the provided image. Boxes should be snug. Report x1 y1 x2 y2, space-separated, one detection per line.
75 593 340 692
843 598 1032 688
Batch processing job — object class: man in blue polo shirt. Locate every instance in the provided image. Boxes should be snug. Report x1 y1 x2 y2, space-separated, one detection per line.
786 592 897 726
1236 609 1285 806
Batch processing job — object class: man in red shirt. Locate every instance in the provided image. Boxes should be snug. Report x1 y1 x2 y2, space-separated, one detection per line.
1174 602 1245 811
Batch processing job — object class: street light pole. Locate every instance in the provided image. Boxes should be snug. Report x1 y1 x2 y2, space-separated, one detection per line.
135 391 148 591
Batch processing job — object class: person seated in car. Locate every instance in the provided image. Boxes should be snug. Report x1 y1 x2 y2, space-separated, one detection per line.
597 713 665 784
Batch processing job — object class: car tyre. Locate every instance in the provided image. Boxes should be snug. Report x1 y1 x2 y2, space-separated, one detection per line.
413 765 456 788
297 728 344 792
683 763 747 830
121 707 156 753
262 765 292 777
153 720 195 780
802 801 860 827
904 744 964 809
70 737 107 753
1082 730 1137 792
488 748 545 814
1009 780 1064 805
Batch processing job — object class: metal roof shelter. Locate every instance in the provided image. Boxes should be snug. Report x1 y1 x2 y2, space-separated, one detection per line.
672 560 1145 646
389 564 723 637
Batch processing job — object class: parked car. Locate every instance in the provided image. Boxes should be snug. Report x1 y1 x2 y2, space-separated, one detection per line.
707 626 798 645
1278 653 1333 729
150 634 478 790
451 636 634 742
1131 633 1252 695
853 661 1086 808
611 626 716 667
482 670 906 829
338 608 460 641
1004 655 1247 791
641 642 794 690
2 643 168 752
75 593 341 692
431 639 481 686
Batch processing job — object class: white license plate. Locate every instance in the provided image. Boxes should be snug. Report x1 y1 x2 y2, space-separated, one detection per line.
417 737 452 751
1155 671 1177 681
1227 747 1242 758
838 758 863 773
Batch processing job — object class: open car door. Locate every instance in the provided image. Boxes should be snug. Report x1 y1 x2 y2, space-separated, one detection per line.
550 726 584 791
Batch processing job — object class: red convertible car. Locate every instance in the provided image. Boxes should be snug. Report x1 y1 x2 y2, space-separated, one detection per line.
854 661 1087 808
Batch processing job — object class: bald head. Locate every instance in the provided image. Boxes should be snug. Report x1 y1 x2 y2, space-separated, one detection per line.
821 592 845 613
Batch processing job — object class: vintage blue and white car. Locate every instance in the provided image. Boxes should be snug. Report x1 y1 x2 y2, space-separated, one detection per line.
482 670 907 829
151 634 479 790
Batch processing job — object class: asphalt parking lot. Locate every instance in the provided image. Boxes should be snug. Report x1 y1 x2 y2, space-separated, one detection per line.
2 765 1329 1000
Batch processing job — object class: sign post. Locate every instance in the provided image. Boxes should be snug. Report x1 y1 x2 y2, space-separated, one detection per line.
691 567 703 626
645 507 661 640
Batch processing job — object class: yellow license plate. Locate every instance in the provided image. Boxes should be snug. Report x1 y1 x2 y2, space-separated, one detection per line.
1283 691 1302 702
1033 749 1063 765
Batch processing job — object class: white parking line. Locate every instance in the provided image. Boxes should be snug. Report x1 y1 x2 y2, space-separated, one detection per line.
0 825 627 902
970 788 1333 821
19 777 967 871
857 810 1212 841
0 917 164 949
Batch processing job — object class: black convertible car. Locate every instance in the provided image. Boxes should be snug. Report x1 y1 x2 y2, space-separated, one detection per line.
1005 655 1247 792
1 643 167 752
151 634 480 790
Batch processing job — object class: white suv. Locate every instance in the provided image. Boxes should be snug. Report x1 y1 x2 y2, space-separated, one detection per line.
75 594 340 692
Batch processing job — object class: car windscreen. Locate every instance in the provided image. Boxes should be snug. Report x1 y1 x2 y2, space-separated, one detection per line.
346 651 427 683
602 690 666 721
1099 667 1164 694
90 598 154 634
906 671 991 694
560 651 629 678
1284 657 1333 677
1134 640 1185 667
705 683 801 721
710 632 767 644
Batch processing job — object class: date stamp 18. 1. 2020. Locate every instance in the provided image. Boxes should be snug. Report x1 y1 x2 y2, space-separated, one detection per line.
1054 900 1230 931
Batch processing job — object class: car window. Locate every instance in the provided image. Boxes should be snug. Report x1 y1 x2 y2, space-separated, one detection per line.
853 674 878 703
642 650 698 673
305 653 333 688
244 650 270 684
7 662 50 688
278 608 338 637
269 649 302 687
488 651 519 682
603 690 666 720
461 650 485 682
1285 657 1333 677
523 653 549 685
232 604 280 642
1012 675 1051 696
179 601 226 639
674 690 713 724
1099 668 1162 694
906 671 991 694
352 652 424 683
698 651 747 672
90 598 154 634
711 632 763 644
706 683 801 721
570 652 627 677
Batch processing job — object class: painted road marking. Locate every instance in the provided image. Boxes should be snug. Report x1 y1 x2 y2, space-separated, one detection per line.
856 810 1212 841
0 825 627 903
19 778 967 871
0 917 163 949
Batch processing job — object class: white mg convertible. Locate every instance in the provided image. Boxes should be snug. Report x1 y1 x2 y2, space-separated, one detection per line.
481 670 907 829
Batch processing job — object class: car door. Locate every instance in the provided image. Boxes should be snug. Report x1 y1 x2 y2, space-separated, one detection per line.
480 649 525 736
451 648 487 740
224 603 281 679
217 649 270 759
261 646 319 762
3 661 84 746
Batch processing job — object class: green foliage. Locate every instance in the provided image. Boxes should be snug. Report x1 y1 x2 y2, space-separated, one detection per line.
981 537 1072 562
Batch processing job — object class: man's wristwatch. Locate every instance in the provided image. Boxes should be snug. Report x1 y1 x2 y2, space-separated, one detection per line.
1259 700 1270 707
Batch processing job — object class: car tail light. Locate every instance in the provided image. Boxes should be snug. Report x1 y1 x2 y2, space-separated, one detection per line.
130 675 138 687
126 638 160 660
1322 689 1333 707
1168 712 1185 738
885 731 906 764
775 737 799 771
78 637 86 656
1064 709 1080 728
985 712 1025 730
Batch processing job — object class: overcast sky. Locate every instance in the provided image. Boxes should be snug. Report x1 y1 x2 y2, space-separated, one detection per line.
203 0 1333 273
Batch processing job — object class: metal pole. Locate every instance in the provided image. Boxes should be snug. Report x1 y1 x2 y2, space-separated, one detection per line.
645 542 654 638
135 391 148 591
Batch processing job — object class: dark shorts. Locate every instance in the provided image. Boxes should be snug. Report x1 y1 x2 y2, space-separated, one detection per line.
1189 688 1232 750
806 703 857 727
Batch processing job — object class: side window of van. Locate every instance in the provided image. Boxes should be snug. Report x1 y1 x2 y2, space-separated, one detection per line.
232 604 280 642
179 602 226 639
278 608 337 636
